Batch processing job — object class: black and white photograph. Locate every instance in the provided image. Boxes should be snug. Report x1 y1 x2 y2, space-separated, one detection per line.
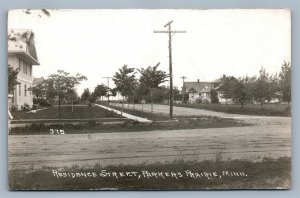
7 9 291 190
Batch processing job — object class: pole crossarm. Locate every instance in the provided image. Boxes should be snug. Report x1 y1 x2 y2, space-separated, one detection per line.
154 30 186 33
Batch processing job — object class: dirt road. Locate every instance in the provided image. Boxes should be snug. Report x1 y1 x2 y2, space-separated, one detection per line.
9 121 291 171
9 104 291 170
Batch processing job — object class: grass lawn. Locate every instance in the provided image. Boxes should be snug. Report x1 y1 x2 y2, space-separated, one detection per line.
108 105 170 121
9 157 291 190
172 103 291 117
11 105 122 120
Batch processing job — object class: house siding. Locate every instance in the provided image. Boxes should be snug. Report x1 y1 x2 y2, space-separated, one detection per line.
8 29 39 110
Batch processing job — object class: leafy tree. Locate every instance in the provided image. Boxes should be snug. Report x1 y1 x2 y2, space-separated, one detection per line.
138 62 168 112
231 75 257 107
8 65 19 94
210 89 219 104
110 88 118 97
279 61 291 110
45 70 87 118
93 84 108 102
29 80 47 100
113 65 136 113
134 84 149 102
173 86 181 102
218 75 238 105
268 73 280 102
231 79 247 107
81 88 91 102
253 67 272 107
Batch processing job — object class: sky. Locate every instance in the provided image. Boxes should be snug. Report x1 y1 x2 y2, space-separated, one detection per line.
8 9 291 95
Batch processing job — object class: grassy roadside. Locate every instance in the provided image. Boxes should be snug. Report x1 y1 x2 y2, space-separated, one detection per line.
9 104 251 135
9 157 291 190
170 103 291 117
9 114 250 135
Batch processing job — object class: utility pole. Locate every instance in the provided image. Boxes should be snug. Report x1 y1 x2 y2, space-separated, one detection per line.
180 76 187 103
154 20 186 119
102 77 112 106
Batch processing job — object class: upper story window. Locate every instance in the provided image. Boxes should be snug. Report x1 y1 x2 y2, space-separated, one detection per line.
24 63 27 75
18 59 31 76
18 58 22 73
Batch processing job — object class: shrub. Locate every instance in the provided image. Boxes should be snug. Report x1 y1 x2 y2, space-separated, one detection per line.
10 104 17 111
195 98 202 104
31 104 39 110
22 103 31 111
202 98 210 104
34 98 52 106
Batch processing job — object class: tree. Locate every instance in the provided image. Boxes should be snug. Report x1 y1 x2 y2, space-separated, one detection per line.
29 80 47 100
230 75 257 108
45 70 87 119
173 86 181 102
8 65 19 94
81 88 91 102
253 67 272 107
231 79 248 108
218 75 238 105
138 62 168 113
93 84 108 102
134 83 149 102
210 89 219 104
279 60 291 110
113 65 136 114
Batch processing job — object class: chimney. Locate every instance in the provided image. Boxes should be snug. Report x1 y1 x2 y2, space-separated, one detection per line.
197 79 200 83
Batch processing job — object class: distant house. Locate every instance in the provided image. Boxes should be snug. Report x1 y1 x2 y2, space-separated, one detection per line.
33 77 44 84
183 79 229 104
8 29 40 110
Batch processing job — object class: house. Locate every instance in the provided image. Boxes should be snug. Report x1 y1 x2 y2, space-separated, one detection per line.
8 29 40 110
183 79 229 104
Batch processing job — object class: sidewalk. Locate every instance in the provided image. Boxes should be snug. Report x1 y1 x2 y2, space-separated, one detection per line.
94 104 152 123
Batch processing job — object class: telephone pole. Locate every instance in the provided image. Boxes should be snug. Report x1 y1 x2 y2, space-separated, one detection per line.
180 76 187 103
154 20 186 119
102 77 112 106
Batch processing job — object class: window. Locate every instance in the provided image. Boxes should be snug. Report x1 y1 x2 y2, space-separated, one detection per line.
19 84 21 96
24 63 27 75
19 58 22 72
24 84 27 96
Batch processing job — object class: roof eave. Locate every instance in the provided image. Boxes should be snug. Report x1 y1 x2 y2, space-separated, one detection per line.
8 50 40 65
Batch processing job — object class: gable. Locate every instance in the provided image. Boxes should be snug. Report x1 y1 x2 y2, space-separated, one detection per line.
185 82 214 93
8 29 39 62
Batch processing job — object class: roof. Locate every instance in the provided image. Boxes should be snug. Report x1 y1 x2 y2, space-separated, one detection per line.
184 81 215 93
8 29 39 65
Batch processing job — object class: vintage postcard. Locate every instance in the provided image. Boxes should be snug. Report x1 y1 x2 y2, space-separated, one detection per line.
8 9 291 190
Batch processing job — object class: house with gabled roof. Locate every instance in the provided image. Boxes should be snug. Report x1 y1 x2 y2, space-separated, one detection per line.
8 29 40 110
183 79 229 104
